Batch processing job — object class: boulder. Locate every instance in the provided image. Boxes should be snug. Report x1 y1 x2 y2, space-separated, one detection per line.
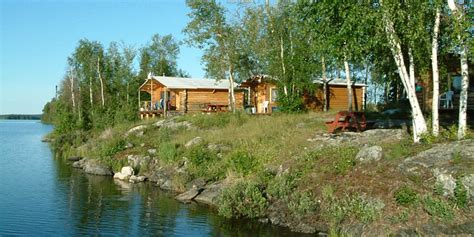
127 155 151 170
114 172 130 181
194 180 228 206
121 166 134 176
125 125 147 137
129 175 147 183
148 149 157 155
124 141 134 149
153 119 192 130
356 145 383 163
185 178 207 190
68 156 83 162
83 159 113 176
72 158 87 168
400 139 474 200
176 188 202 202
185 137 203 148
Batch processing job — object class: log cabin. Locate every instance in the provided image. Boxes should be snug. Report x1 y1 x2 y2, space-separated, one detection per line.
138 75 244 118
240 75 366 114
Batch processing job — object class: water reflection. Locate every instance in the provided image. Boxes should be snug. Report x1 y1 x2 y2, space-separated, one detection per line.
1 121 307 236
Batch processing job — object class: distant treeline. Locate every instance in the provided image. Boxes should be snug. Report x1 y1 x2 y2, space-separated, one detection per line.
0 114 42 120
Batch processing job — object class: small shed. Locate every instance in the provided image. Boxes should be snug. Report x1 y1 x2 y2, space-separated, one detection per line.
240 75 278 114
240 76 366 114
305 79 366 111
138 75 243 117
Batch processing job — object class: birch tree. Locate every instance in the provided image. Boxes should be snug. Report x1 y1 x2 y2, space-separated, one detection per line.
380 1 428 143
184 0 237 112
432 5 442 137
447 0 471 140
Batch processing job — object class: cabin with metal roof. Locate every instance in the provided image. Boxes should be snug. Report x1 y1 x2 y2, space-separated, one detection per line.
305 79 366 111
240 75 366 114
138 75 244 118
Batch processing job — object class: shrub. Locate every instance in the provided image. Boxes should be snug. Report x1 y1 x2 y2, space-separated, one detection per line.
218 181 268 219
158 142 180 163
226 150 257 175
453 179 468 208
185 144 222 180
423 195 454 221
288 191 318 217
324 194 383 224
394 186 418 206
267 173 299 200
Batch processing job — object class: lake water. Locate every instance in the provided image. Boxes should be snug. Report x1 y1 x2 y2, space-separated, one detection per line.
0 120 305 236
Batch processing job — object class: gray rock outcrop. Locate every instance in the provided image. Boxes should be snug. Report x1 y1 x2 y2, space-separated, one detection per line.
400 139 474 201
356 145 383 163
185 137 203 148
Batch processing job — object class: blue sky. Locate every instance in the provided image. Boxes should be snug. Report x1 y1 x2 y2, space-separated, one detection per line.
0 0 224 114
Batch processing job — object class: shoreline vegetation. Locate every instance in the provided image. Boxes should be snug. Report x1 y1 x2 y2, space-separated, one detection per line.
46 112 474 235
0 114 42 120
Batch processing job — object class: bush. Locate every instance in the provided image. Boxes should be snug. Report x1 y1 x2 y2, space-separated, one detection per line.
226 150 257 175
185 144 222 180
453 179 468 208
288 191 318 217
394 186 418 206
218 180 268 219
158 142 181 163
423 195 454 221
324 194 383 224
267 173 299 200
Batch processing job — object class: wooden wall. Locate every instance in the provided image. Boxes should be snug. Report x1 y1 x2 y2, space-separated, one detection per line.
178 89 244 112
304 85 364 111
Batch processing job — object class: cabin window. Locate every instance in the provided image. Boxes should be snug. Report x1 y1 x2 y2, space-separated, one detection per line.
270 88 278 102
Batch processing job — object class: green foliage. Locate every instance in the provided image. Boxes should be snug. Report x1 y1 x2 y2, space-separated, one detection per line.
267 173 299 200
158 142 181 163
423 195 454 221
331 147 358 175
394 186 419 206
226 149 257 175
218 180 268 219
276 93 306 113
185 144 223 180
388 210 409 224
287 191 318 217
324 194 383 224
453 179 468 208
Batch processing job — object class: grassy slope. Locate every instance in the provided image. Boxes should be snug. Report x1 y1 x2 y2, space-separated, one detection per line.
56 112 473 234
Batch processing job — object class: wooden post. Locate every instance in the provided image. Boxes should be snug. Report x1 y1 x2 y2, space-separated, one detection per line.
164 88 168 118
150 79 154 110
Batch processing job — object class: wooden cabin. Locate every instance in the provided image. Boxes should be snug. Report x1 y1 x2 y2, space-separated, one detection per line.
240 75 366 114
305 79 366 111
240 75 278 114
138 75 243 118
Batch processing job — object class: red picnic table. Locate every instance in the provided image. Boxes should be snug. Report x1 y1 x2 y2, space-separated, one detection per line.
325 111 368 133
202 104 228 113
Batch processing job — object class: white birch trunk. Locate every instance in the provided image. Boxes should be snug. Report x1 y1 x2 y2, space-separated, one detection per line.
381 3 427 142
322 57 328 112
344 54 353 111
431 7 441 137
448 0 470 139
89 78 93 107
97 57 105 108
408 48 415 88
69 68 76 112
458 45 469 139
229 65 236 113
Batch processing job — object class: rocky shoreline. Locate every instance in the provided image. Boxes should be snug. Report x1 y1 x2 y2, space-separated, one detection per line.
66 122 474 235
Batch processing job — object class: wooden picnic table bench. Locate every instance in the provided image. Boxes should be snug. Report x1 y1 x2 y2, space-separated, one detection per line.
325 111 368 133
201 103 228 113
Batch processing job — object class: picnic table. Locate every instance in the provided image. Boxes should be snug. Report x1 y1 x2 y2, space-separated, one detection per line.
325 111 368 133
202 104 228 113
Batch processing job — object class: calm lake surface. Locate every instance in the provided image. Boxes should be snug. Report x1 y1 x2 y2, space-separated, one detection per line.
0 120 305 236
